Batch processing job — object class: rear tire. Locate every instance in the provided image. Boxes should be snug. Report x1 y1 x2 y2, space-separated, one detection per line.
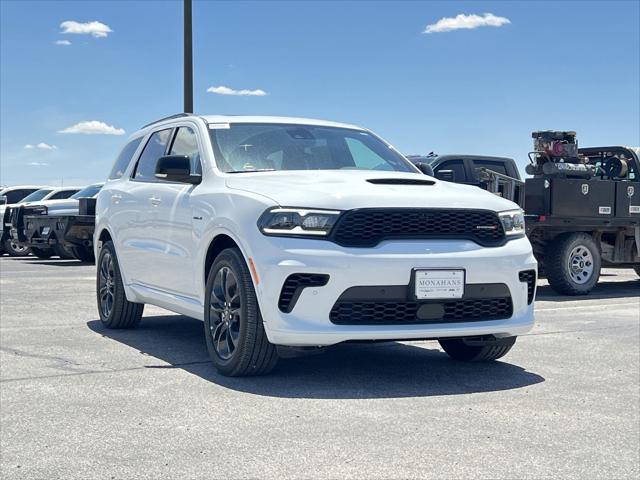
204 248 278 376
439 336 516 362
54 243 75 259
3 239 31 257
71 246 95 263
545 233 600 295
32 247 54 259
96 241 144 329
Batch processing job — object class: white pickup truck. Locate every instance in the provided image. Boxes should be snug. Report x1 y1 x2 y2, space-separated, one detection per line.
95 114 536 376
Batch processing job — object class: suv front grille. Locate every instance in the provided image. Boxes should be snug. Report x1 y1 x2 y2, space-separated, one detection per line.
330 208 505 247
330 297 513 325
519 270 536 304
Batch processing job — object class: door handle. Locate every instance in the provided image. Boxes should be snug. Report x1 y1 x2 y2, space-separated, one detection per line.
149 196 162 206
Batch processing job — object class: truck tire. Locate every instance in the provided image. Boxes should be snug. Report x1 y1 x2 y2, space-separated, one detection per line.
204 248 278 376
3 239 31 257
546 233 601 295
32 247 54 259
71 246 95 263
439 336 516 361
54 244 75 259
96 241 144 329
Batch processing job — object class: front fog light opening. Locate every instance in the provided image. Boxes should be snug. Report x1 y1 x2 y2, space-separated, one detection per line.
259 208 341 237
499 210 525 236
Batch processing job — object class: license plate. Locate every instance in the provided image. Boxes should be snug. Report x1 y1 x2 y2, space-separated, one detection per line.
414 269 465 300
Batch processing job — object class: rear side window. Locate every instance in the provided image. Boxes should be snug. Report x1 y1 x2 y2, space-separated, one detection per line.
108 137 144 180
133 129 173 181
474 160 508 176
49 190 78 200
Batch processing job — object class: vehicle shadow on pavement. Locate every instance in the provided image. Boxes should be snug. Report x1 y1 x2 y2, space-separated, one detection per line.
87 316 544 399
536 279 640 302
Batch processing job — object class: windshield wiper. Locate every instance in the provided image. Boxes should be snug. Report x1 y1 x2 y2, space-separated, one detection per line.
227 169 276 174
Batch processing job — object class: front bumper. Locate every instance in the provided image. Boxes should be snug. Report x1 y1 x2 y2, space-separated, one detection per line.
252 235 537 346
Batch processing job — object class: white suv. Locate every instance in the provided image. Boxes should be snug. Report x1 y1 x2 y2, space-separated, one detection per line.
95 114 536 376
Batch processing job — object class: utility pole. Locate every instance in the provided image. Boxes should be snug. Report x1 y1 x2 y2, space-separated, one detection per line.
184 0 193 113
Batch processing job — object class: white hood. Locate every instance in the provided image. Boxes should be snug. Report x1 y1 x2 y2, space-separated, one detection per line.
225 170 519 212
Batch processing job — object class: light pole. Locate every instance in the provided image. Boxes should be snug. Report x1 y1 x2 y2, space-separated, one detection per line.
184 0 193 113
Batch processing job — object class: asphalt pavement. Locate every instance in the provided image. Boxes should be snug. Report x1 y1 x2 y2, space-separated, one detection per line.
1 257 638 479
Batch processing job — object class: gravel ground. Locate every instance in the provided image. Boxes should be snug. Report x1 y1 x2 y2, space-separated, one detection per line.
1 257 638 479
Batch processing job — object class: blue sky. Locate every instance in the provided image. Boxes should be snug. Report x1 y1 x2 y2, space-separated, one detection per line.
1 0 639 186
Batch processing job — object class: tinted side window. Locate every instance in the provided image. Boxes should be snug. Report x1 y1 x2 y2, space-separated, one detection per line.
49 190 77 200
435 160 466 182
109 137 144 180
5 189 36 203
169 127 202 175
133 129 172 181
474 160 508 176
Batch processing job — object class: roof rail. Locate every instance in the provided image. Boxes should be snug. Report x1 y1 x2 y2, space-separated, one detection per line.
141 113 193 129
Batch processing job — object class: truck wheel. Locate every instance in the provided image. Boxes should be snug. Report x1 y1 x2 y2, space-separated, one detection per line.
54 244 74 259
439 336 516 361
32 247 54 259
3 240 31 257
96 241 144 329
546 233 601 295
71 246 95 263
204 248 278 376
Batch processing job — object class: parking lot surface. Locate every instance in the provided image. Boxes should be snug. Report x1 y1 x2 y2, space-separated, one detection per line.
0 257 638 479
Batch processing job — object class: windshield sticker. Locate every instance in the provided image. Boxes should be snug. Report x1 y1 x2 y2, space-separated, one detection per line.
209 123 230 129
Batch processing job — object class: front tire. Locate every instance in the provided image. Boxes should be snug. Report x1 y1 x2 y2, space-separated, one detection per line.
32 247 54 259
439 336 516 362
546 233 601 295
3 239 31 257
204 248 278 376
71 246 95 263
96 241 144 329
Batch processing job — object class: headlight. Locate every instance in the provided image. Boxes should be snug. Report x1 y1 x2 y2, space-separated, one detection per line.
499 209 525 236
258 208 341 237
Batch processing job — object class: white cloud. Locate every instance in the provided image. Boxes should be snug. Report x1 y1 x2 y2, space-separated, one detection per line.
60 20 113 38
25 143 58 150
424 13 511 34
37 142 58 150
207 85 268 96
55 40 72 46
28 162 49 166
58 120 125 135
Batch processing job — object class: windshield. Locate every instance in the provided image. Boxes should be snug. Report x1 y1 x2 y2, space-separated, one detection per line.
71 184 102 199
209 123 416 173
20 189 53 203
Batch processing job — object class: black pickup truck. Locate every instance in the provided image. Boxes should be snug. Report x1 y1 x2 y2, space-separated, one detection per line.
410 147 640 295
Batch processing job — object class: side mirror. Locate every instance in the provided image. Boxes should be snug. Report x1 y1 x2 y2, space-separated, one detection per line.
155 155 201 184
0 195 6 205
415 163 434 176
435 169 455 182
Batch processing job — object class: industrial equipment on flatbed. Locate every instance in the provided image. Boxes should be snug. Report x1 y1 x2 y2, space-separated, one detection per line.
524 131 639 295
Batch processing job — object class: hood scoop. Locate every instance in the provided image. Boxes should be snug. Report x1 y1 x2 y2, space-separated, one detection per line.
367 178 435 186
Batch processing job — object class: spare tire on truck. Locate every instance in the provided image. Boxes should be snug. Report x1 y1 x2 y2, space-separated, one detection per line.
545 232 601 295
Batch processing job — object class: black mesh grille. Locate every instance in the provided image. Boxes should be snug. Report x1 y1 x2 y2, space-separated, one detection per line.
331 209 505 247
519 270 536 304
278 273 329 313
330 297 513 325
